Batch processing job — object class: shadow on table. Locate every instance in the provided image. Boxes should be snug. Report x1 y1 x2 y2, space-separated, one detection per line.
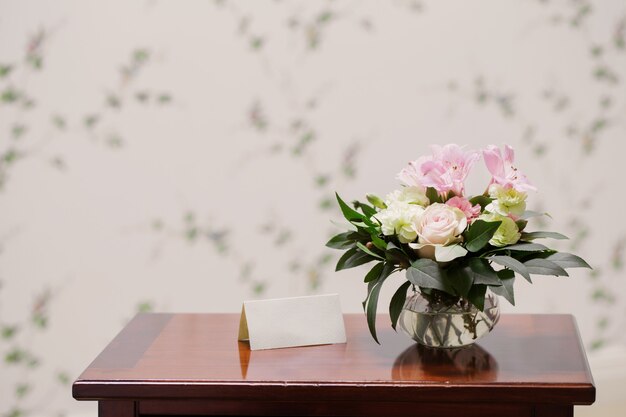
391 343 499 382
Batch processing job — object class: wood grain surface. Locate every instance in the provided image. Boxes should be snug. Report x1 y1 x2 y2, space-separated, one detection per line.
73 313 595 416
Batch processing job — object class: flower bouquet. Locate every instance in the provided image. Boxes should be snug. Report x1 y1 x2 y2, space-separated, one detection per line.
327 144 590 348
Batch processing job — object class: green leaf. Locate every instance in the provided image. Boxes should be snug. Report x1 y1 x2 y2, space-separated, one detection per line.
488 255 531 283
425 187 441 204
364 262 384 283
356 242 385 260
515 219 528 232
524 258 569 276
335 193 365 222
385 242 411 266
1 325 18 340
467 284 487 311
491 269 515 305
521 231 568 240
469 258 502 285
15 383 31 398
354 201 377 218
335 247 375 271
389 281 411 330
325 232 359 249
434 244 468 262
545 252 591 269
406 259 450 292
370 234 387 251
366 194 386 209
464 220 502 252
446 266 473 298
1 87 20 103
521 210 552 220
468 195 492 209
497 242 549 252
364 263 394 343
56 371 70 385
0 64 13 78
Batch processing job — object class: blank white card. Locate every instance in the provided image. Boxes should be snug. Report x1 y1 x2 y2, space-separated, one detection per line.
238 294 346 350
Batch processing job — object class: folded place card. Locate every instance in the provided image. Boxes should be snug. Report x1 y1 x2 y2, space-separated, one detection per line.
238 294 346 350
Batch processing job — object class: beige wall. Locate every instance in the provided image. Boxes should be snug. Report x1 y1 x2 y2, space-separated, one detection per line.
1 1 625 415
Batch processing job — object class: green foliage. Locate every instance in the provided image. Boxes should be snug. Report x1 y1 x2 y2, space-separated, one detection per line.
467 284 487 311
425 187 441 204
329 192 591 343
446 265 473 298
136 301 154 313
11 124 27 139
468 258 501 286
51 115 66 130
335 247 375 271
464 220 501 252
133 48 150 63
407 259 451 292
389 281 411 330
468 195 492 209
1 87 21 103
325 231 360 249
32 313 47 329
15 383 31 398
0 64 13 78
356 242 384 260
524 258 569 276
489 255 531 282
5 408 23 417
521 231 568 240
366 194 386 209
250 36 264 50
335 193 366 223
363 263 394 344
56 371 71 385
4 348 38 367
364 262 384 283
495 242 549 252
1 325 18 340
491 269 515 305
521 210 552 220
544 252 591 269
84 114 99 129
385 242 411 266
353 201 377 218
157 93 172 104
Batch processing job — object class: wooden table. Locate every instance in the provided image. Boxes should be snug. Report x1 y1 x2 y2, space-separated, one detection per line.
73 313 595 417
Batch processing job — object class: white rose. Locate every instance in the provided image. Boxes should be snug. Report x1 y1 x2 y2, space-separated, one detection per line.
486 184 527 217
479 212 521 247
374 202 424 244
409 203 467 259
385 186 429 207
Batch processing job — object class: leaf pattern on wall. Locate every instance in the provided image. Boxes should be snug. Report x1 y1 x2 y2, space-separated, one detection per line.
1 1 626 415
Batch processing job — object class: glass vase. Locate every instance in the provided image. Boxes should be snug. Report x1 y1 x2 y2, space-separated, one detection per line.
398 290 500 348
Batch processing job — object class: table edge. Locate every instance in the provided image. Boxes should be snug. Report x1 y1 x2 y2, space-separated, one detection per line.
73 379 596 405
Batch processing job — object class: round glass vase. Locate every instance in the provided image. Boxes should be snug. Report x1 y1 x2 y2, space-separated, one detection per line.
398 290 500 348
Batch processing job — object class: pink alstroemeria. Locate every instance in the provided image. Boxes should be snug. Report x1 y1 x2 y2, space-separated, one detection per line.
397 144 479 197
446 196 481 222
483 145 536 192
396 159 427 192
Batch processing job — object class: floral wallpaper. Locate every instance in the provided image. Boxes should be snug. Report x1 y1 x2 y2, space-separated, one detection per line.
1 0 625 416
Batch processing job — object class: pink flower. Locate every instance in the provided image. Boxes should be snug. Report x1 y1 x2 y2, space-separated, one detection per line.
483 145 536 192
396 159 428 193
397 144 479 197
446 196 481 222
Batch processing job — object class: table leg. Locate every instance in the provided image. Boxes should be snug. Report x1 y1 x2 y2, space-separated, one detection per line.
533 404 573 417
98 400 137 417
